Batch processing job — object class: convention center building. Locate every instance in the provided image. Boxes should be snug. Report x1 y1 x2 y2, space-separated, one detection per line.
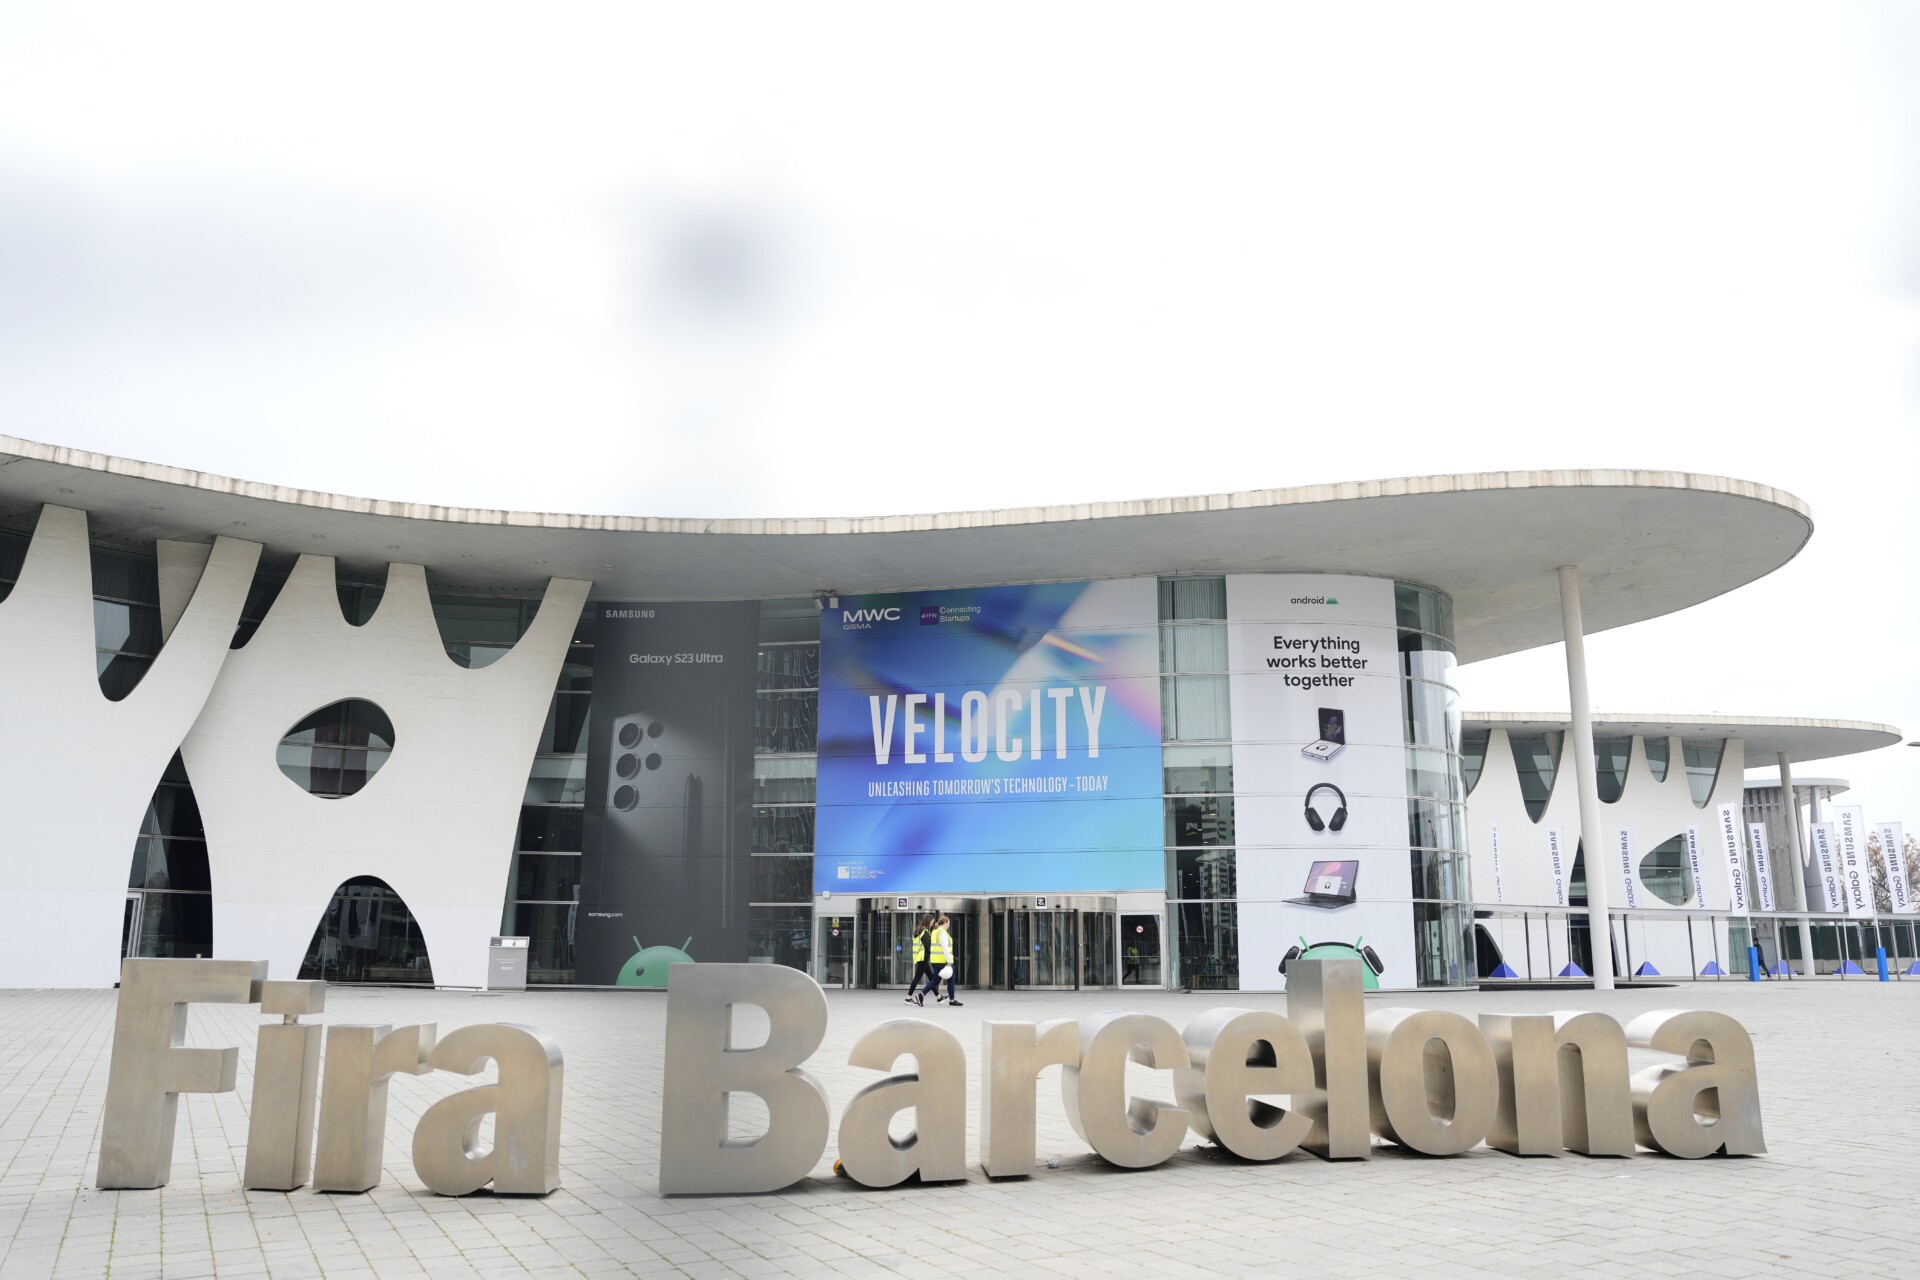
0 435 1902 994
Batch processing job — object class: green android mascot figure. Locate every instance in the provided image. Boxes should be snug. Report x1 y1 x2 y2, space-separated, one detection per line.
1279 936 1384 991
615 936 694 988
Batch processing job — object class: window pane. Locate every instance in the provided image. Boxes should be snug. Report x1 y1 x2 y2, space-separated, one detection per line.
1509 732 1559 821
128 836 211 891
513 902 578 985
513 853 583 900
1161 675 1231 741
518 805 584 851
1402 679 1460 753
749 906 813 969
757 644 820 689
524 755 587 805
1170 848 1236 899
1594 739 1630 804
1159 622 1227 675
1645 735 1670 782
754 757 816 804
755 691 818 754
1165 796 1235 847
1683 740 1724 807
1163 744 1233 795
141 785 204 840
1460 728 1490 794
1640 835 1693 905
1172 901 1237 990
752 806 816 853
750 856 813 903
538 693 591 755
1158 578 1227 621
1405 747 1461 805
91 546 160 606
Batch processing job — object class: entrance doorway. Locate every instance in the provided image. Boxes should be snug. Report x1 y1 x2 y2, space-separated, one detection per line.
988 897 1121 991
841 896 1127 990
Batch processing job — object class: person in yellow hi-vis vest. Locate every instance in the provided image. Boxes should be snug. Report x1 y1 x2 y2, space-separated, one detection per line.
917 912 963 1007
905 914 934 1005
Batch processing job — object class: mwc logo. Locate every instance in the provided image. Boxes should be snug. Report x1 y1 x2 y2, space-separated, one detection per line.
841 608 901 627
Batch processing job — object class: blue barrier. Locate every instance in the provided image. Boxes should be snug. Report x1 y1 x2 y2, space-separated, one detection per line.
1748 945 1761 982
1876 946 1889 982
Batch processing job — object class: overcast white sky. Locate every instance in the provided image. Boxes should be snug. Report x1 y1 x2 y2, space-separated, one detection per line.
2 3 1916 820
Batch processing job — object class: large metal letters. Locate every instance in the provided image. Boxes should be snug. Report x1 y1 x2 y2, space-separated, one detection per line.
413 1023 565 1195
1481 1012 1634 1157
1364 1009 1497 1155
1288 958 1372 1159
1175 1008 1314 1161
837 1020 968 1187
1061 1012 1191 1169
1625 1010 1767 1157
97 958 268 1189
243 980 327 1190
980 1019 1080 1178
312 1023 437 1192
657 963 831 1194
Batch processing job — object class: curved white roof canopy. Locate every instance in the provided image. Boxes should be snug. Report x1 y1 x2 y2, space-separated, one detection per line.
0 435 1813 665
1464 713 1901 764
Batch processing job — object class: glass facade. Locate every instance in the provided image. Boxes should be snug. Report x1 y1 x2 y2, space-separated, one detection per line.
1395 583 1473 987
4 520 1481 991
1160 579 1239 989
750 599 819 976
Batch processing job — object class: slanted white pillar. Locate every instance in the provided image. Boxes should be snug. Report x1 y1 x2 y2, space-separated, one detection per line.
1557 566 1615 992
1776 752 1815 976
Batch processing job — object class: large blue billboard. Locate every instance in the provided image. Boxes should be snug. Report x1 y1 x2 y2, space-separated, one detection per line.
814 578 1163 893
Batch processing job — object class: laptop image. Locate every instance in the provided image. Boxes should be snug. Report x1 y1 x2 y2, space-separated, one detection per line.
1285 860 1359 910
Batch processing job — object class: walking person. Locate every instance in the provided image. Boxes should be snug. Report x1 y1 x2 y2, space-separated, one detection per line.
905 914 934 1005
924 912 963 1007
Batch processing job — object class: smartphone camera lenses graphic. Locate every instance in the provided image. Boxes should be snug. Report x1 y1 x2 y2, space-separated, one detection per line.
613 783 638 810
645 752 662 771
647 720 664 739
618 722 642 749
616 754 641 779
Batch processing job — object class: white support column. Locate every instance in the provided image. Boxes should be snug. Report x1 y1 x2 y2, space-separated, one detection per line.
1777 752 1815 976
1557 566 1615 992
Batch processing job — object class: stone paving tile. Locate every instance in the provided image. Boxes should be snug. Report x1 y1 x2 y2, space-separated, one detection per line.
1 979 1917 1276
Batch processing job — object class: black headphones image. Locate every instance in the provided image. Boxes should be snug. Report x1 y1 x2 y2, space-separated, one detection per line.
1303 782 1347 832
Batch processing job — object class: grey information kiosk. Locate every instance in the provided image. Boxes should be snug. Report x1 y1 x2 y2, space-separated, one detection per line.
487 936 530 991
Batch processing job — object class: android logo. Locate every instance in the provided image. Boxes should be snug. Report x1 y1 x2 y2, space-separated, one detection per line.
616 936 694 988
1279 935 1384 991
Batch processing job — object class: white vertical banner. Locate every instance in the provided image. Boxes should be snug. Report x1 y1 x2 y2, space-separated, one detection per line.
1748 822 1777 912
1613 826 1641 910
1544 826 1568 907
1880 822 1913 915
1810 822 1845 913
1715 803 1749 915
1489 821 1504 904
1682 826 1710 910
1836 805 1872 917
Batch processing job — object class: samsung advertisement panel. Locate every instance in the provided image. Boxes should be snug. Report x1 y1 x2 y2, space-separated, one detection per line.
814 579 1162 893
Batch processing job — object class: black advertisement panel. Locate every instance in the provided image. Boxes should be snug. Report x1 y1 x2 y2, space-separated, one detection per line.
579 601 758 984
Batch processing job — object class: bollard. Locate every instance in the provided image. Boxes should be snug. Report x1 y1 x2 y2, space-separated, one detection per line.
1876 946 1889 982
1747 945 1761 983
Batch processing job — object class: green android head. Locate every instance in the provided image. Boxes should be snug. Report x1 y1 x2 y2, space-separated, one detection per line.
1292 934 1381 991
615 936 694 988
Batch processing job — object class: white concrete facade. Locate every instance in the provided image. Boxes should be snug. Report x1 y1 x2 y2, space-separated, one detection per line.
177 556 588 991
0 506 259 987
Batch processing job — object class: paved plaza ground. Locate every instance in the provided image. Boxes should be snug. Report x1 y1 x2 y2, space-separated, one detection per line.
0 974 1915 1278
